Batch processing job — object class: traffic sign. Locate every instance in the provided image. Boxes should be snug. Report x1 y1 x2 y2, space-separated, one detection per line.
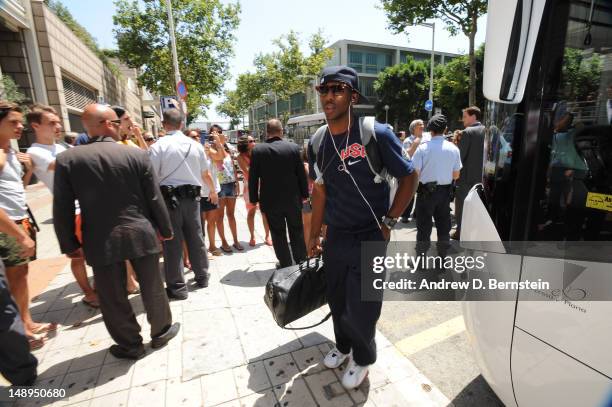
424 100 433 111
176 81 188 99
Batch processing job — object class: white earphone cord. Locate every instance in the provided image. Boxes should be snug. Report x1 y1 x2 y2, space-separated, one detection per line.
325 105 382 230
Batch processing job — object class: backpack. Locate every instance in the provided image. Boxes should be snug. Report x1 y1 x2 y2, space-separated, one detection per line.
310 116 391 185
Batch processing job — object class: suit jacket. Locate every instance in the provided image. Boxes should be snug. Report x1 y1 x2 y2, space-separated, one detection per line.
53 137 173 267
249 137 308 213
457 122 485 188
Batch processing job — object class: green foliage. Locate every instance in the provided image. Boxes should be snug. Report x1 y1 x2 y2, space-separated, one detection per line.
113 0 241 118
381 0 487 105
434 45 484 126
381 0 486 37
373 57 429 129
0 75 26 103
45 0 121 77
220 30 333 123
561 48 602 101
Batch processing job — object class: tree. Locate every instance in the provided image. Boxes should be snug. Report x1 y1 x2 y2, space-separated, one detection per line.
216 89 244 127
381 0 487 105
113 0 240 119
373 57 429 129
434 45 484 126
220 30 333 126
0 75 26 103
561 48 602 101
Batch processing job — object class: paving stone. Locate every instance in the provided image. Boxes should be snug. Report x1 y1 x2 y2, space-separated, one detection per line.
166 377 202 407
182 335 245 380
394 376 448 407
374 345 420 383
262 353 300 387
92 360 135 398
167 348 182 379
367 382 413 407
67 340 110 373
37 344 80 380
290 345 326 375
89 389 129 407
238 389 278 407
303 370 354 407
233 361 272 398
56 365 100 406
201 368 238 406
272 376 316 407
127 379 166 407
131 348 169 387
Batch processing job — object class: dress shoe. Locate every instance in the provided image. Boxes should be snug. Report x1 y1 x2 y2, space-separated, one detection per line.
109 344 145 360
151 322 181 349
195 274 210 288
165 288 188 301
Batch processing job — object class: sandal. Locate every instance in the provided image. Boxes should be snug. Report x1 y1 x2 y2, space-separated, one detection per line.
264 237 273 246
30 322 58 335
233 243 244 251
82 297 100 308
249 238 256 247
28 335 45 350
221 245 233 253
209 248 223 256
127 286 140 295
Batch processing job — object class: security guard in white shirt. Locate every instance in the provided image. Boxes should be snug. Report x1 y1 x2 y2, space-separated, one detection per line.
412 114 462 250
149 108 218 300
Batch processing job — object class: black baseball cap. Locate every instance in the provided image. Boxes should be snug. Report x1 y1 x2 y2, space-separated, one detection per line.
319 65 368 104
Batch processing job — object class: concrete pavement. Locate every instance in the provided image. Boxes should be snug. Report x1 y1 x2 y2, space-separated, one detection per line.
2 185 451 407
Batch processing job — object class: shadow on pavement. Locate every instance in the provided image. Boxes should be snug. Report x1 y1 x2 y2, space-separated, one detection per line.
451 374 504 407
246 332 370 406
220 267 273 288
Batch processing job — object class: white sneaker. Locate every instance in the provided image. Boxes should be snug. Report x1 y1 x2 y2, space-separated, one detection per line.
341 358 369 389
323 347 349 369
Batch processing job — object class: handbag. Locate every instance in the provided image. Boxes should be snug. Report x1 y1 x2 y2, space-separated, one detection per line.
264 257 331 329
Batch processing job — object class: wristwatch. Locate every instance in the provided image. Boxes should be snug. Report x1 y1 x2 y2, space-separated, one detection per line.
382 216 398 230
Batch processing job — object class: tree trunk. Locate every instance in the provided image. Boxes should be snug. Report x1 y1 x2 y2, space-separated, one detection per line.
468 12 477 106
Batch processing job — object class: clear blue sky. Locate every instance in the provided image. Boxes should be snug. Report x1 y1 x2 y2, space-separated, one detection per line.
59 0 486 121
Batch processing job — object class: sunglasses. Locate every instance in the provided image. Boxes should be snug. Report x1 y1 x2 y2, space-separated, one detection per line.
145 137 155 142
315 84 352 96
248 140 255 144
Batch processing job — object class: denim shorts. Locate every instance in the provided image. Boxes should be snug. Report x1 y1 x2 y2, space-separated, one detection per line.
200 197 218 212
218 182 237 198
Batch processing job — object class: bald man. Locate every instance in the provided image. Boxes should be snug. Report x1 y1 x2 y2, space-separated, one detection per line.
53 104 178 359
249 118 308 268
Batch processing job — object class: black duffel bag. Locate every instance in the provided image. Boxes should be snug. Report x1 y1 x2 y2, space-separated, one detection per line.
264 257 331 329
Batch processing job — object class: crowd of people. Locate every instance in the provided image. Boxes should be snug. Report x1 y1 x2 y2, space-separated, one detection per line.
0 64 484 390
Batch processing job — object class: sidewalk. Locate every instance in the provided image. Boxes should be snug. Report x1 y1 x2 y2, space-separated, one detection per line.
5 186 449 407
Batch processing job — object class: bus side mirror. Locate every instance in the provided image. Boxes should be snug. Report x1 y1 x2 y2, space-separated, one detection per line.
483 0 547 104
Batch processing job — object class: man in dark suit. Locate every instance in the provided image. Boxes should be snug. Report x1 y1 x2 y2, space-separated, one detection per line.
249 119 308 268
53 104 179 360
452 106 485 240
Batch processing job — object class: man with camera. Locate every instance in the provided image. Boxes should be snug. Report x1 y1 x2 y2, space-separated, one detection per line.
149 108 218 300
412 114 462 250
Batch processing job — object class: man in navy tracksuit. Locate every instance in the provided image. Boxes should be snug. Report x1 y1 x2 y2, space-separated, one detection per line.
307 66 418 389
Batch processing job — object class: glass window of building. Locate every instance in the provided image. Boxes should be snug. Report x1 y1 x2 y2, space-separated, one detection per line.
349 51 363 72
366 53 378 73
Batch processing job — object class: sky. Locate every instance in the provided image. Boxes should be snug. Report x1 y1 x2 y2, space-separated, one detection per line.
59 0 487 122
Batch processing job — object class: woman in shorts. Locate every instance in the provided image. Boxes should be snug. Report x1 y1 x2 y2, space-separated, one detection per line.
236 135 272 247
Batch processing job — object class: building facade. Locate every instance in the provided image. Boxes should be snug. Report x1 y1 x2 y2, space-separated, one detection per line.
249 39 460 137
1 0 154 148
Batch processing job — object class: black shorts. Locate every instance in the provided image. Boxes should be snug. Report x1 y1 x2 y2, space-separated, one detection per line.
200 197 218 212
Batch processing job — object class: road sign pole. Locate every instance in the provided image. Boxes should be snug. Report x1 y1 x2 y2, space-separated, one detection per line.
165 0 185 123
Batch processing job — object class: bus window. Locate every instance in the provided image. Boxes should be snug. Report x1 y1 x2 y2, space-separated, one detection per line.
530 0 611 241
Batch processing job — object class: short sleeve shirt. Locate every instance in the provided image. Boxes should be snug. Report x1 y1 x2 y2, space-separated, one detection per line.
149 130 209 187
0 148 27 220
412 136 462 185
27 143 67 191
308 119 414 232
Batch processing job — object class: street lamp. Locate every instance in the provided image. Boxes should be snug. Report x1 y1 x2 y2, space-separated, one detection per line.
384 104 389 123
165 0 185 123
419 22 435 119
